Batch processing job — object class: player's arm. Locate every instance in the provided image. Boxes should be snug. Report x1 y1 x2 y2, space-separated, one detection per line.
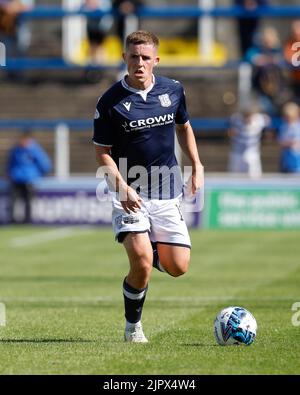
94 145 141 213
176 121 204 195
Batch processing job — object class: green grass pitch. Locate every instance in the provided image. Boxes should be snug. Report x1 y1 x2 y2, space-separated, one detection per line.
0 226 299 375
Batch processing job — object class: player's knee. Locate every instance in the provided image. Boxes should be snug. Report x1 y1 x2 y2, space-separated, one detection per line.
127 254 152 289
163 257 190 277
131 252 152 277
169 262 189 277
138 259 153 278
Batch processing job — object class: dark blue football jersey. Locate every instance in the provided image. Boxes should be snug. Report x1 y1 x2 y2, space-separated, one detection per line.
93 75 189 199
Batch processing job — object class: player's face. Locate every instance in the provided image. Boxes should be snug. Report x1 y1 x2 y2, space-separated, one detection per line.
123 43 160 90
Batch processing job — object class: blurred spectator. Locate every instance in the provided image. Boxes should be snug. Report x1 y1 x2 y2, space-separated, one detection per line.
82 0 113 64
284 20 300 104
228 107 270 178
278 102 300 173
113 0 142 45
235 0 269 58
6 130 52 224
246 26 286 116
0 0 32 58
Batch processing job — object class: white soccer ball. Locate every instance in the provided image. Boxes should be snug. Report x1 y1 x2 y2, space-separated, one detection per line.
214 306 257 346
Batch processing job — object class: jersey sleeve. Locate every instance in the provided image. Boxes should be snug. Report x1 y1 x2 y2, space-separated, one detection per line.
93 96 113 147
175 84 189 125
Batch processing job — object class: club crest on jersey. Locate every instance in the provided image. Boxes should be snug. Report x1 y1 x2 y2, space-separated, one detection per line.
158 94 171 108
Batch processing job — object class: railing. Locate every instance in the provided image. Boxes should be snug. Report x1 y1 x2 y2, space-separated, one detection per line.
17 5 300 20
0 118 229 131
0 117 281 178
3 58 244 71
0 118 282 131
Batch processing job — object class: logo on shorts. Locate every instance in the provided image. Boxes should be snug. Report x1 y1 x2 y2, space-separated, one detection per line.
123 214 140 224
115 215 123 228
158 94 171 108
115 214 140 229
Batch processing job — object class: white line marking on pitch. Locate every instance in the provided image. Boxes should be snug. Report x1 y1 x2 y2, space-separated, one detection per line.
0 295 296 303
0 296 113 303
9 227 95 248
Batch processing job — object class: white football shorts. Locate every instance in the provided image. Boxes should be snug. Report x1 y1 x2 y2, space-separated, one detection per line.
112 195 191 248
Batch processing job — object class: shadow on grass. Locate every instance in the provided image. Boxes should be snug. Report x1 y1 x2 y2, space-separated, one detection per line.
0 338 96 344
182 343 220 347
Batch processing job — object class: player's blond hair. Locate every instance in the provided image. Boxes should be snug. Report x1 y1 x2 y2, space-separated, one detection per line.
125 31 159 49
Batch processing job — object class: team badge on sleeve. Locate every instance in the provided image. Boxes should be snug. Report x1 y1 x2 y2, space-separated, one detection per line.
158 94 172 108
94 109 100 119
122 102 132 112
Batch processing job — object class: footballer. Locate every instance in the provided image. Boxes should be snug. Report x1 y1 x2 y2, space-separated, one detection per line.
93 31 203 342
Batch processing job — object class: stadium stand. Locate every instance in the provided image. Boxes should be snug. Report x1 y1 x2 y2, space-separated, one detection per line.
0 1 299 176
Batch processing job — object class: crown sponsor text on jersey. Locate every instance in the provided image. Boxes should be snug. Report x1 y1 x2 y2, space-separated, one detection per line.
129 113 174 128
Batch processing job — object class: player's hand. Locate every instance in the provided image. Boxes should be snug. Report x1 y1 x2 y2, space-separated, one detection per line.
120 185 142 214
186 164 204 196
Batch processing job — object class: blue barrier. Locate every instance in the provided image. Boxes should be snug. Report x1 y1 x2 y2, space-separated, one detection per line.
0 118 282 131
0 119 92 130
2 58 244 71
3 58 296 71
18 5 300 20
0 118 230 131
3 57 121 71
139 5 300 19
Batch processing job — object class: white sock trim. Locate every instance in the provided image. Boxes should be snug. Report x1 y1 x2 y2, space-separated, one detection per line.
123 288 147 300
126 320 141 330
